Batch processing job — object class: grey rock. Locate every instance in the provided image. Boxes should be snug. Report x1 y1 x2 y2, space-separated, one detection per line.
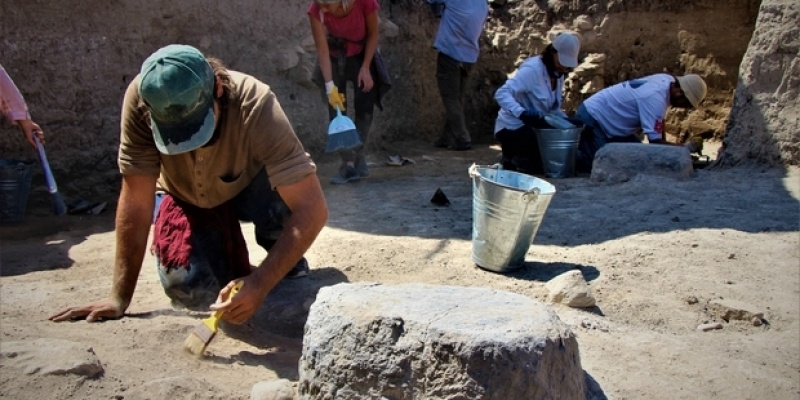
298 282 585 400
252 379 295 400
591 143 694 183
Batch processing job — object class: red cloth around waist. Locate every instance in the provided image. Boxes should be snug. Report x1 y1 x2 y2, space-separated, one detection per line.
152 194 250 275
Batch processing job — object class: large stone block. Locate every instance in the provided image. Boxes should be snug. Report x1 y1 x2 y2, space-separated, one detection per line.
298 283 585 400
591 142 693 183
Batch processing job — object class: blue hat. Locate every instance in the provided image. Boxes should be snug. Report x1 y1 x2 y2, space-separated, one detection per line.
139 45 215 155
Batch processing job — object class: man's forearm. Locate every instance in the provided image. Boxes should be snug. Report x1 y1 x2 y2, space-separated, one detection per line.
253 206 327 291
111 218 149 311
110 176 156 311
253 175 328 295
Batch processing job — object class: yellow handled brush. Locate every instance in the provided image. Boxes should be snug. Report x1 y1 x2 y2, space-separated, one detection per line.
184 280 243 356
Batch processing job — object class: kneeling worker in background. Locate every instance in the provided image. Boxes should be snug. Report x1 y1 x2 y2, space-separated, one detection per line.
573 73 707 173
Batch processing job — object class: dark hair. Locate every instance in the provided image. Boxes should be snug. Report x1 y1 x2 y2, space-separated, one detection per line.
207 57 233 108
540 44 561 78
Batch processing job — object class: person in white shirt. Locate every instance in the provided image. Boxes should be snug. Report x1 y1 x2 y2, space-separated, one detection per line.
493 32 581 174
573 73 707 172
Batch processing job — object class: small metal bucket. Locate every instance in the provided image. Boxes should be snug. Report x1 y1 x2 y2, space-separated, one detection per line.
535 125 584 179
469 165 556 273
0 159 35 224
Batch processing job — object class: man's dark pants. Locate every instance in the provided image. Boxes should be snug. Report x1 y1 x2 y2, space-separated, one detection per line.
154 169 294 309
573 104 641 172
435 52 474 147
324 52 377 166
495 124 545 175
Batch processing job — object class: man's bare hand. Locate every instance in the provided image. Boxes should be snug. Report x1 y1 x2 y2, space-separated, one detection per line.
209 277 263 325
49 300 125 322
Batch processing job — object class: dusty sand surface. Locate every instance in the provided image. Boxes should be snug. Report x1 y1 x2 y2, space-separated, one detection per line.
1 140 799 400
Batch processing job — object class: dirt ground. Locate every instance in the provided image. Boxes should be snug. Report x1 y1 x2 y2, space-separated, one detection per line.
1 140 799 400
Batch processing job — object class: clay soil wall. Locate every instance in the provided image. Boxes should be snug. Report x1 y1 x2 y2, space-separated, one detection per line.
0 0 761 198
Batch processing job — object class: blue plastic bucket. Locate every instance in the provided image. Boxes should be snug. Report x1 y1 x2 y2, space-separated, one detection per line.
0 159 35 223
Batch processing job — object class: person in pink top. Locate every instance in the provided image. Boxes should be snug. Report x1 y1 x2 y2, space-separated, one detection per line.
308 0 380 184
0 64 44 148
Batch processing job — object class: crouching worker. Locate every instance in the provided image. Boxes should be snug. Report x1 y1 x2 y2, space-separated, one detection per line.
493 32 581 175
573 73 707 173
50 45 328 325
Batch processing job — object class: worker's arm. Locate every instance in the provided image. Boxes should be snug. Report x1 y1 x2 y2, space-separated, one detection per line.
357 9 379 92
212 172 328 324
309 14 333 85
50 174 157 322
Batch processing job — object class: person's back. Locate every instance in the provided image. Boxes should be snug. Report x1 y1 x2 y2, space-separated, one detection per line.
432 0 488 63
574 72 707 172
583 73 672 141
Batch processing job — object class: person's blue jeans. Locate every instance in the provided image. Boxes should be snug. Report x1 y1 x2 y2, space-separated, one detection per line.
154 168 294 309
573 104 640 172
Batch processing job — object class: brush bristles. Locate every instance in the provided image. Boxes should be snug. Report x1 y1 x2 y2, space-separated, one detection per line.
184 330 213 356
325 129 362 153
184 319 216 356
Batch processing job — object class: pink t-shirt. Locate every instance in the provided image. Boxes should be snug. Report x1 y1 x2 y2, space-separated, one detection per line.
308 0 379 57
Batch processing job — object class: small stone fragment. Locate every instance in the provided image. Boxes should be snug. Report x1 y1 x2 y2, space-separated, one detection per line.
697 322 723 332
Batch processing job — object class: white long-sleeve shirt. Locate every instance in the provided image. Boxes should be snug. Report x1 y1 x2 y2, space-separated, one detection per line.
583 73 673 142
493 56 568 134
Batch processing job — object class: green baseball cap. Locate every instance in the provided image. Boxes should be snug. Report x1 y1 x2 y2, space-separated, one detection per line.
139 44 215 155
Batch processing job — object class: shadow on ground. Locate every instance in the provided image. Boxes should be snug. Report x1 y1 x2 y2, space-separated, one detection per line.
320 140 800 247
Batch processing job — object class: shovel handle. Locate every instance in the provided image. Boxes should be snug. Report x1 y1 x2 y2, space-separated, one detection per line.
34 136 59 194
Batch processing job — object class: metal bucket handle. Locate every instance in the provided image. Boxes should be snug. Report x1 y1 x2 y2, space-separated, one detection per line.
467 163 483 178
521 187 540 204
469 164 541 203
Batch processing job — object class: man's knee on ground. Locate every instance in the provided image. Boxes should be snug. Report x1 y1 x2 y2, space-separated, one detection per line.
157 263 220 310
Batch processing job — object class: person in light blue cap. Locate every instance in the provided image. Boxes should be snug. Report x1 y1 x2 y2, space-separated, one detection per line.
493 32 581 175
50 45 329 325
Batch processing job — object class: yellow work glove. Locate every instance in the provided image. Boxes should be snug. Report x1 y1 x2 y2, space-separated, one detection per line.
325 81 346 111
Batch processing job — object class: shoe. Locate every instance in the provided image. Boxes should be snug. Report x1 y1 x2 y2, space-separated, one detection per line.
330 165 360 184
449 142 472 151
355 155 369 177
434 139 449 148
285 257 310 279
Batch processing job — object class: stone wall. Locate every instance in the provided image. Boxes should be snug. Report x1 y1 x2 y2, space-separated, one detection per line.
717 0 800 167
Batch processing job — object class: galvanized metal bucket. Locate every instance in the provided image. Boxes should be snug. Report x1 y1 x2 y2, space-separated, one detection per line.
535 125 584 179
469 165 556 273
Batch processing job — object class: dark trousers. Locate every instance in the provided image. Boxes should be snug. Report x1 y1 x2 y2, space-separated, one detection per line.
495 125 544 175
324 53 377 165
573 104 640 172
435 52 473 146
153 168 292 309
